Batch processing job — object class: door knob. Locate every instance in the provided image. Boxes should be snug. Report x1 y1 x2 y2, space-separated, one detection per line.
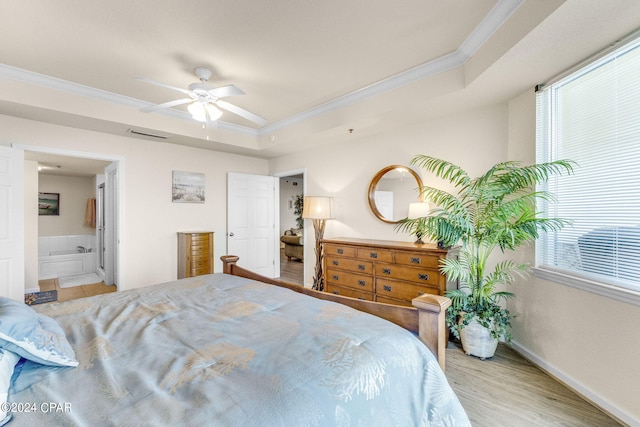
229 232 235 237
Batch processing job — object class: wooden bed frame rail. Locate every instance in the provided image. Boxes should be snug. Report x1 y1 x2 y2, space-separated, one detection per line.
221 255 451 371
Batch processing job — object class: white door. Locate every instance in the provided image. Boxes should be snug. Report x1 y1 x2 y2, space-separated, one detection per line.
0 146 24 300
227 173 279 278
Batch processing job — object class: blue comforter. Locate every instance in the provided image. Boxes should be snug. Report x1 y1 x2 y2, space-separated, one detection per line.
9 273 470 426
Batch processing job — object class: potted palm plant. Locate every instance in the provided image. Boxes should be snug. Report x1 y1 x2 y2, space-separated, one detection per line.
396 155 574 358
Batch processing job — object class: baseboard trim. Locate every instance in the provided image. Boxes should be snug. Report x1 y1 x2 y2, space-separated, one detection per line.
511 341 636 426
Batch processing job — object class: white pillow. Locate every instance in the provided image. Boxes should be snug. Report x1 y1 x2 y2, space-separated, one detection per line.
0 348 20 426
0 297 78 367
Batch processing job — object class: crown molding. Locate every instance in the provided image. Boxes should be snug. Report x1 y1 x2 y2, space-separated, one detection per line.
0 0 523 139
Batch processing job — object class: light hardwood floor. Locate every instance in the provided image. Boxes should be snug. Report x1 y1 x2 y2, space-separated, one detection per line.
279 248 304 285
38 278 116 302
446 342 622 426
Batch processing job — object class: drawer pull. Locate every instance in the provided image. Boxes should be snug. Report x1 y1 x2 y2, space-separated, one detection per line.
332 290 340 295
383 285 392 292
332 260 339 266
369 252 378 259
417 292 424 296
358 280 366 286
332 275 339 280
411 257 421 264
358 264 365 270
418 273 429 281
382 268 391 274
337 248 344 254
358 297 365 300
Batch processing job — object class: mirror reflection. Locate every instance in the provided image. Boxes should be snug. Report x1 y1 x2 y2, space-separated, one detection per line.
368 165 423 224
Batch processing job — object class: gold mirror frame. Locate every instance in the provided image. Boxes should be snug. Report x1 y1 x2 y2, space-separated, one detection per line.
367 165 423 224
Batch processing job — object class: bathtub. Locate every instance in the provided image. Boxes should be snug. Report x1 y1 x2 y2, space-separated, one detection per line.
38 234 98 280
38 251 97 280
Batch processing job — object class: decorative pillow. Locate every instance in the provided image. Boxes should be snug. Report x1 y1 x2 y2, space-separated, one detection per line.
0 297 78 367
0 348 20 426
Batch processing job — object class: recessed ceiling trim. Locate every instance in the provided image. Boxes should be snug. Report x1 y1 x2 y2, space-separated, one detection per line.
0 0 524 142
258 0 524 135
459 0 524 58
0 63 248 129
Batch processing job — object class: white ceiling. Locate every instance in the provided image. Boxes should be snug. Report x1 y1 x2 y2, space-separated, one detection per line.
2 0 640 171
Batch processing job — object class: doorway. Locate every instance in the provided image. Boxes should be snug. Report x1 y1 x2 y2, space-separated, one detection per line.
276 170 305 286
17 144 125 297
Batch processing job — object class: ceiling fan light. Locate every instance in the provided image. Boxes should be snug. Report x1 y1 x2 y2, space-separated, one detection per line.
205 104 223 121
188 101 207 122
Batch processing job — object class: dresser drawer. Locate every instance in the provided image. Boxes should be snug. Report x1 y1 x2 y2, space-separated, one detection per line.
374 263 439 286
375 278 440 302
191 240 211 250
356 247 393 263
189 233 211 242
191 258 210 269
394 252 440 269
191 252 211 261
324 244 356 258
325 268 373 292
325 284 374 301
191 266 212 276
325 256 373 274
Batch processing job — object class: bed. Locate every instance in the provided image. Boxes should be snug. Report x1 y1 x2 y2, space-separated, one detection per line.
1 256 470 426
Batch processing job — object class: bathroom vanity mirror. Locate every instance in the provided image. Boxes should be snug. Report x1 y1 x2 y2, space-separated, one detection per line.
367 165 423 224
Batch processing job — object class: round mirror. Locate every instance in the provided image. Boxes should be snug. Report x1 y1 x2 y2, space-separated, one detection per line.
368 165 423 224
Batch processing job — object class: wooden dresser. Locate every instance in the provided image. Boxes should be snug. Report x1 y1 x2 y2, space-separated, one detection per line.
322 237 455 306
177 232 214 279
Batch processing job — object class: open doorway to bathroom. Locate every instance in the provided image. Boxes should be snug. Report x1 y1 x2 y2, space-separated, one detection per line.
277 172 304 285
21 146 123 304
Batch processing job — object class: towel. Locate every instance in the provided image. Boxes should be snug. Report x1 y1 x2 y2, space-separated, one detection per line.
84 197 96 228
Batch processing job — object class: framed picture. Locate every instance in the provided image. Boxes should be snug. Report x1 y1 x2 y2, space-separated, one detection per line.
172 171 205 203
38 192 60 215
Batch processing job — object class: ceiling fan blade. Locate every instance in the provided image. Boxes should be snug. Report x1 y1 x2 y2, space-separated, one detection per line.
216 100 267 126
141 98 192 113
209 84 245 99
135 77 193 96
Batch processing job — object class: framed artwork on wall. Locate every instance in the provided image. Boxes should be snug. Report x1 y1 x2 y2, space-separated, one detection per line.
172 171 205 203
38 192 60 215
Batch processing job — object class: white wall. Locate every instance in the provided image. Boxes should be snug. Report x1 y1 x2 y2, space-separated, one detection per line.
269 103 508 285
0 114 269 291
279 177 303 234
38 174 95 236
507 90 640 425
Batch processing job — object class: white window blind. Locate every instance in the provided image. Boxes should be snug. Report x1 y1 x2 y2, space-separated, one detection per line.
536 36 640 296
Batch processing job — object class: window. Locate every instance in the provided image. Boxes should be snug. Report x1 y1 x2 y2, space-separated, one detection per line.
535 35 640 302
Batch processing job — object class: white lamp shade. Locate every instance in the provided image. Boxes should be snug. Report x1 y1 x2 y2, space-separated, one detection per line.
302 196 334 219
188 101 207 122
205 104 223 121
188 101 223 122
408 202 430 219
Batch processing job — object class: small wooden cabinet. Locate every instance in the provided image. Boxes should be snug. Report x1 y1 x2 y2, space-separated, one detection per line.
178 232 214 279
322 237 456 307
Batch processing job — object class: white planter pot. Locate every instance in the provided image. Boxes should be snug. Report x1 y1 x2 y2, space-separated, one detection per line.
459 316 499 359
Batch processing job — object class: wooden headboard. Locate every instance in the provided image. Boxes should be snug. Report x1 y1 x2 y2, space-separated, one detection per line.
221 255 450 371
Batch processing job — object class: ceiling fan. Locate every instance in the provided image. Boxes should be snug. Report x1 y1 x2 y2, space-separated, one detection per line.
136 67 267 126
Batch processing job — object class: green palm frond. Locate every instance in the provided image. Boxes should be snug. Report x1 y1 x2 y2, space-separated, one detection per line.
411 155 471 188
396 156 575 341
